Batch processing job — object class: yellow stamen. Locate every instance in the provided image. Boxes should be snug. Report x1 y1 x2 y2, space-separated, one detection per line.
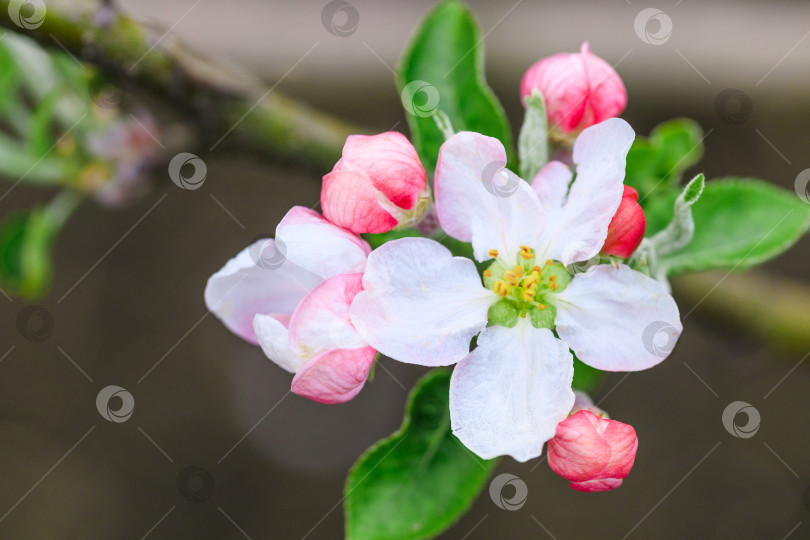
512 265 525 278
522 289 535 302
483 269 493 277
488 249 499 258
545 259 554 266
519 246 534 260
533 266 542 273
538 303 547 310
549 282 558 292
494 280 510 297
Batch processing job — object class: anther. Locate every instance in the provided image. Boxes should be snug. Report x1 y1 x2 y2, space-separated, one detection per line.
489 249 499 258
494 280 510 297
483 269 493 277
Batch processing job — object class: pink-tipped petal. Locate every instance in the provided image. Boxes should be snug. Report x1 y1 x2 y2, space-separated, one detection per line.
321 132 427 234
288 273 367 361
291 346 376 404
601 186 646 258
322 166 399 234
434 132 544 262
276 206 370 280
520 42 627 134
547 410 638 492
204 240 321 344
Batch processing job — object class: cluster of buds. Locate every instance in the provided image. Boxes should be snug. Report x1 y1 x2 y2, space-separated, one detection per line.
206 41 656 492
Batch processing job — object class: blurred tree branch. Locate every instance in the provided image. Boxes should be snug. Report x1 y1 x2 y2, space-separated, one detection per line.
1 0 808 358
673 270 810 357
0 0 362 171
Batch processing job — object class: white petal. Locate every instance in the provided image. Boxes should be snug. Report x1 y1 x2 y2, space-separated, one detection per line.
288 274 367 360
531 160 572 211
535 118 635 265
434 132 544 262
350 237 495 367
253 314 305 373
554 263 682 372
450 321 575 462
276 206 370 280
204 240 321 344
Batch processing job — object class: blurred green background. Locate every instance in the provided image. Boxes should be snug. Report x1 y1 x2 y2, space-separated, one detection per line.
0 0 809 538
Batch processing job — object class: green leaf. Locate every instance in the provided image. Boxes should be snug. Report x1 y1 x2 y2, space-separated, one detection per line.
0 190 82 298
625 118 704 211
659 177 810 275
518 90 548 181
397 0 514 170
27 91 59 156
345 369 497 540
571 356 605 395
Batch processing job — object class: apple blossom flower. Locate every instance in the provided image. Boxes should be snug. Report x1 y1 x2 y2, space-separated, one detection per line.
321 131 431 234
350 118 681 461
205 206 376 404
601 185 646 258
547 397 638 492
520 42 627 136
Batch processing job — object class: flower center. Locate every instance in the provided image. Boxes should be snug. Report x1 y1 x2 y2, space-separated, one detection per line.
482 246 571 329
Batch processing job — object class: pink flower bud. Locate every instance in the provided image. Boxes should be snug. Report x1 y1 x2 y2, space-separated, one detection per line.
547 410 638 493
601 185 646 258
321 132 430 234
520 43 627 135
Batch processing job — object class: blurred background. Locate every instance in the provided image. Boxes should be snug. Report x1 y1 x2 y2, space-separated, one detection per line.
1 0 809 538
